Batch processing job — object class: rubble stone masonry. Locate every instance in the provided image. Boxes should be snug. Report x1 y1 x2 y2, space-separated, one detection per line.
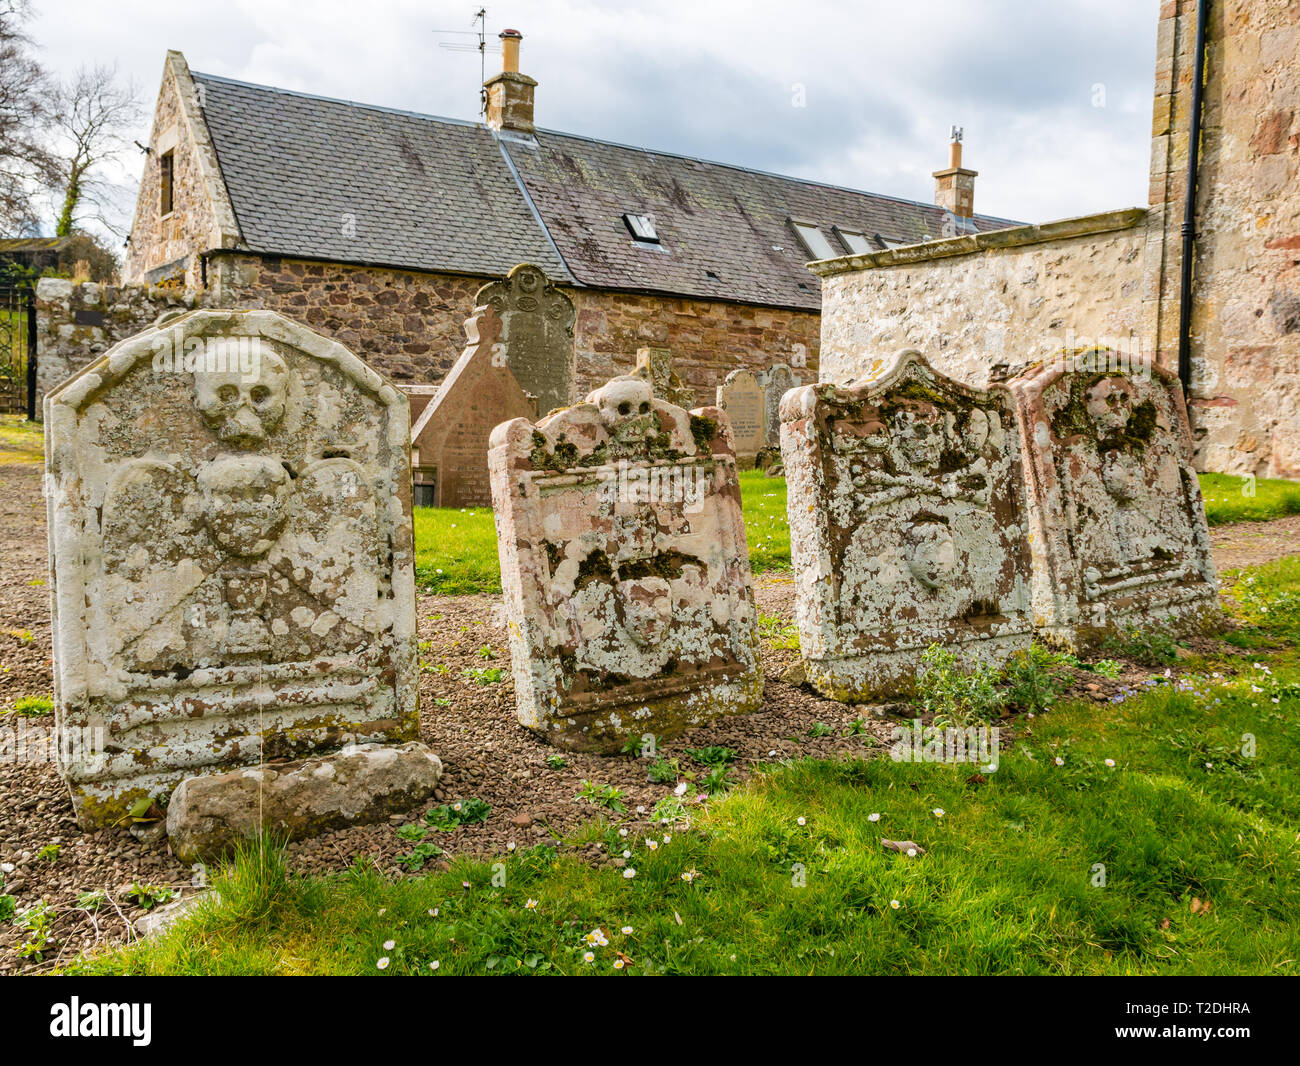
204 251 821 397
812 211 1147 391
1145 0 1300 478
43 253 821 412
35 278 197 405
121 52 241 290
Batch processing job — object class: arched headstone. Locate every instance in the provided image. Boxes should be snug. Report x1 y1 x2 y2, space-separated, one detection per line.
488 373 762 751
44 310 421 827
780 349 1032 700
1007 353 1217 648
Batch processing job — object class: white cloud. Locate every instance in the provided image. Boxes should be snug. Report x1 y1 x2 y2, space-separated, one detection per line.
27 0 1160 236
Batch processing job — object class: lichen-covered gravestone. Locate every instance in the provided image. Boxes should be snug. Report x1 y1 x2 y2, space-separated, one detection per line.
45 310 422 828
410 301 538 507
1007 355 1217 648
780 349 1032 701
716 368 766 466
760 363 800 448
635 347 696 410
488 373 762 751
479 262 575 418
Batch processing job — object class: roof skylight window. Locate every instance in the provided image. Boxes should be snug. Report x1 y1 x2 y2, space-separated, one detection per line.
623 213 660 243
791 221 837 261
834 228 874 255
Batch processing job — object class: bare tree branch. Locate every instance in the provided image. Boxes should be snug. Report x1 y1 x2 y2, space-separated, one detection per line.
0 0 60 233
50 63 142 239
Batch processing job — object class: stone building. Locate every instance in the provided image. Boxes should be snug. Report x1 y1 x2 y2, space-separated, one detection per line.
812 0 1300 479
118 37 1016 402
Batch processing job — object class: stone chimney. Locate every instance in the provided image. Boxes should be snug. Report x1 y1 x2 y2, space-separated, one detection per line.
484 29 537 135
932 127 977 220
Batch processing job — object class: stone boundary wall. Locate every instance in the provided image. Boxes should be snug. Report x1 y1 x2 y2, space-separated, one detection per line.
570 288 819 400
39 255 823 418
35 278 198 405
206 251 821 396
810 209 1147 392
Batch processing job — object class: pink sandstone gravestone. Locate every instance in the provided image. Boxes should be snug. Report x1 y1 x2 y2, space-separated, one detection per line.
1007 353 1218 648
488 372 763 751
411 302 538 508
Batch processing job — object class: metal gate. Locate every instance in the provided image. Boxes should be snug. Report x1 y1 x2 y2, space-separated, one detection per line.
0 283 36 418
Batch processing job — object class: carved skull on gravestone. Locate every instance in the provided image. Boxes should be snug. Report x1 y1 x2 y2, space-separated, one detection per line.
1086 377 1141 504
194 349 289 448
904 519 958 589
1085 376 1134 437
890 401 946 472
617 574 673 647
196 454 293 558
591 375 657 451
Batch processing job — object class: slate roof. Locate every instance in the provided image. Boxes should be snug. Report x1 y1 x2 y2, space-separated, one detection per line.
193 72 1021 311
193 74 571 282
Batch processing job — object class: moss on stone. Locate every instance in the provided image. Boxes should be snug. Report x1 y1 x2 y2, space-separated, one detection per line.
689 414 718 452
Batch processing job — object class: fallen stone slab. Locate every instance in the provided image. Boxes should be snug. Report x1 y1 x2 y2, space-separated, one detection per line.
133 891 215 938
165 742 444 863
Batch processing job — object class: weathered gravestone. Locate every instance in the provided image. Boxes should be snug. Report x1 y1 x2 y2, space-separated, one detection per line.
780 349 1032 701
488 373 763 751
760 363 801 448
635 347 696 409
1007 354 1217 648
399 384 441 426
411 302 537 507
480 262 575 418
44 309 424 829
716 368 766 466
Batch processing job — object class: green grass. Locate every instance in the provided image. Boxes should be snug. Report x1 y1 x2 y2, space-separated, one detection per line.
412 505 499 595
410 470 1297 595
0 414 42 464
1200 471 1300 524
6 695 53 717
64 556 1300 976
737 469 789 573
412 468 792 594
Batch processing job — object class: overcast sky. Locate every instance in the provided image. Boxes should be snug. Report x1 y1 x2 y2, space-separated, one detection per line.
29 0 1159 234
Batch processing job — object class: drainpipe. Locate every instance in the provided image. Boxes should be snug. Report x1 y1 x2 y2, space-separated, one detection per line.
1177 0 1209 392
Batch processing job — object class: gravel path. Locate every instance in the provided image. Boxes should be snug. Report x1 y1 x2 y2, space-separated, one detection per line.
0 458 1295 969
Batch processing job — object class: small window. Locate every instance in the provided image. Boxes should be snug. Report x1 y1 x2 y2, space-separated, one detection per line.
623 213 659 243
876 234 908 250
159 150 174 216
833 228 874 255
412 467 437 508
791 221 837 260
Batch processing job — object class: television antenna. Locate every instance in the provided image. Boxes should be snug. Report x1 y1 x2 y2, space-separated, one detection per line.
433 7 501 117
